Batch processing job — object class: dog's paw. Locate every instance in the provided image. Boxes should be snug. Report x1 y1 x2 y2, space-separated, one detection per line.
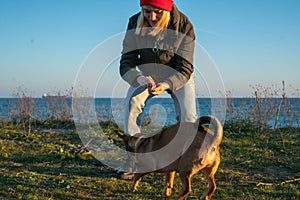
163 187 172 197
130 187 138 193
200 195 209 200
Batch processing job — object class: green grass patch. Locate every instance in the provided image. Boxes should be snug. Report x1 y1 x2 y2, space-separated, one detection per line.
0 122 299 199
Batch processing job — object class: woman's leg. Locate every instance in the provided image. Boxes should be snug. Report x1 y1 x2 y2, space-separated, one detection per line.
171 76 198 123
118 86 151 179
124 86 152 136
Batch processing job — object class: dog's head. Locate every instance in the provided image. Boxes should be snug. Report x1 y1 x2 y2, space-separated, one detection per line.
115 131 145 152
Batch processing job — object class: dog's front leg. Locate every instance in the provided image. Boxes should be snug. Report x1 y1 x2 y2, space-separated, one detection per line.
163 171 175 196
178 172 192 200
130 173 145 192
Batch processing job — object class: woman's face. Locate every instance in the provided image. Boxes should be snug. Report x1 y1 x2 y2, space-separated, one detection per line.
142 5 164 27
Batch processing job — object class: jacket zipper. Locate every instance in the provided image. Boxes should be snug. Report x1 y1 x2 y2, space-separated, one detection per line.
153 40 158 82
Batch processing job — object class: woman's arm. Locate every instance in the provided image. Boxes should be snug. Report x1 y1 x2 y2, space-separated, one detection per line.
119 15 143 88
165 25 195 91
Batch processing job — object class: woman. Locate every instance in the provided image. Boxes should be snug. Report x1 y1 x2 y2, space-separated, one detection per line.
118 0 197 179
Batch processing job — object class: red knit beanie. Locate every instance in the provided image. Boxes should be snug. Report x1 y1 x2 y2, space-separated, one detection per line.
140 0 174 11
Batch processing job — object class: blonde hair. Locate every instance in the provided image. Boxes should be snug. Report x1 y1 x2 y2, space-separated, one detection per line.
135 6 171 36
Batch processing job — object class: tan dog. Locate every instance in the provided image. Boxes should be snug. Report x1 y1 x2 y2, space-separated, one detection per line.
117 115 223 200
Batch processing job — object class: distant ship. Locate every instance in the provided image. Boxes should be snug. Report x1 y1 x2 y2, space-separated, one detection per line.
42 93 70 98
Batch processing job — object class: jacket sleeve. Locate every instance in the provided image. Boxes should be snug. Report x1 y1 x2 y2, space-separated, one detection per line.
165 22 195 91
119 15 142 88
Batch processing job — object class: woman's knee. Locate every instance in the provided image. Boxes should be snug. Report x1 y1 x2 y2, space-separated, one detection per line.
126 88 149 113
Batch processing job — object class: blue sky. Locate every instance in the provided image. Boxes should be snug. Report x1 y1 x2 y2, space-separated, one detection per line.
1 0 299 97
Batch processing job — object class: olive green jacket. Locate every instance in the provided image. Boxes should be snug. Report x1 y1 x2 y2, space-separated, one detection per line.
120 5 195 91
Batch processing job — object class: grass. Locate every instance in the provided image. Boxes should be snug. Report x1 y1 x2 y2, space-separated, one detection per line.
0 121 299 200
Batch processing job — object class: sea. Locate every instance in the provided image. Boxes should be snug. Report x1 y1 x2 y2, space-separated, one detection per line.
0 97 299 128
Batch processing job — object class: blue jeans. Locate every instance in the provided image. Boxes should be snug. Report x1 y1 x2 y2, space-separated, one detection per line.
124 76 197 136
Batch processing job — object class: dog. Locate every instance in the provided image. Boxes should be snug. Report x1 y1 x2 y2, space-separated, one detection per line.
117 115 223 200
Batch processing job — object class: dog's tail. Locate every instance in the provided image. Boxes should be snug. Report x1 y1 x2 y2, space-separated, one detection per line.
197 115 223 148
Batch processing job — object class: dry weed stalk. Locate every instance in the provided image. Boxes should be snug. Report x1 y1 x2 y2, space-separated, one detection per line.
274 81 286 129
225 81 298 129
44 89 72 122
10 86 37 133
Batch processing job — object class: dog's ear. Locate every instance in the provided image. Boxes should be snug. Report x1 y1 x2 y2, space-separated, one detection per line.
114 130 132 145
114 131 133 151
115 130 125 139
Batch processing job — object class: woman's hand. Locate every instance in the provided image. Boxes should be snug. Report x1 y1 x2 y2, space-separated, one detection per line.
150 82 170 95
137 76 169 95
137 76 156 89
